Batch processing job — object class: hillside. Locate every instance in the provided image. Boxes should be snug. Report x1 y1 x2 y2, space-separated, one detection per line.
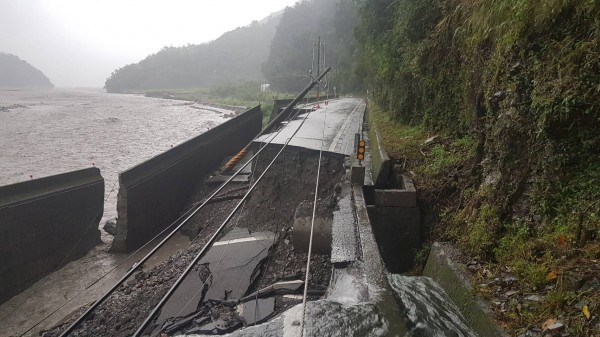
105 0 362 94
104 12 282 93
0 53 53 88
356 0 600 335
262 0 361 93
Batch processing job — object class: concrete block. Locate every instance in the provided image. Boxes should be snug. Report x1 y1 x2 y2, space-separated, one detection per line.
0 168 103 304
374 189 416 208
293 201 332 254
350 165 365 185
367 206 420 273
112 106 262 252
368 126 391 188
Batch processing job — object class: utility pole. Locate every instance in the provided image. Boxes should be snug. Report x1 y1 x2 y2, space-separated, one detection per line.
322 41 326 96
316 36 321 101
311 41 316 83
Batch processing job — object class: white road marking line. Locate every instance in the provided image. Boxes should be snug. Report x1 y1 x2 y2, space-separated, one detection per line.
328 100 364 152
213 236 272 246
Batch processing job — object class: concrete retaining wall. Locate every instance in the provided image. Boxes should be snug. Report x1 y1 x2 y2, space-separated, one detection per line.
366 118 391 188
365 175 420 273
0 168 103 304
424 242 508 337
112 106 262 252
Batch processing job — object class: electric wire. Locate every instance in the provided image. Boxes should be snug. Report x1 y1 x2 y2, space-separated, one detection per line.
55 100 307 337
299 91 329 337
133 93 322 337
150 159 260 337
246 91 314 329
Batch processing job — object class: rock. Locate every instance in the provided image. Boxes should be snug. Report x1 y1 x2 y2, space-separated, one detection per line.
422 136 439 146
103 219 117 236
547 322 565 331
505 290 519 297
525 295 542 302
573 300 589 310
580 277 600 291
502 274 518 286
467 264 480 272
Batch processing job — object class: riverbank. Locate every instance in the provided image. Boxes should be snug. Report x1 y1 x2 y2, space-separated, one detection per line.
137 85 295 127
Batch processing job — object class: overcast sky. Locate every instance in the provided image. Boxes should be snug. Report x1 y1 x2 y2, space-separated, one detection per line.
0 0 298 87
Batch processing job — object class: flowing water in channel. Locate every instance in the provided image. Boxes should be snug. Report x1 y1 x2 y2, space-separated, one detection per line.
182 273 478 337
0 88 234 337
388 274 478 337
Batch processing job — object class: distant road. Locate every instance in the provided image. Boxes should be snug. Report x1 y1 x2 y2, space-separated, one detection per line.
256 97 365 155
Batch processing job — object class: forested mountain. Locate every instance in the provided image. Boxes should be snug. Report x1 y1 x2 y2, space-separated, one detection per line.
104 12 282 93
262 0 361 93
0 53 53 88
105 0 362 94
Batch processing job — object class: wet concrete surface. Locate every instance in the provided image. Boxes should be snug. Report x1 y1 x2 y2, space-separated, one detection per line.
331 181 359 264
0 232 190 337
182 297 390 337
255 98 365 156
11 93 412 337
41 182 245 337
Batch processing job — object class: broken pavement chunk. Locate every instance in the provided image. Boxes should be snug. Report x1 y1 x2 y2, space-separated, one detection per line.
239 279 304 302
236 297 275 325
152 228 275 335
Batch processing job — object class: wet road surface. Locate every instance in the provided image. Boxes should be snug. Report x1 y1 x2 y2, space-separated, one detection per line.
256 98 365 155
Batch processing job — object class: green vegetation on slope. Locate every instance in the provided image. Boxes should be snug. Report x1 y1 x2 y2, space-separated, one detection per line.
262 0 362 93
150 82 294 127
357 0 600 334
0 53 53 88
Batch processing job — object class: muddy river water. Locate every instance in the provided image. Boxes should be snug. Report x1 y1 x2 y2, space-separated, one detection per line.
0 88 235 336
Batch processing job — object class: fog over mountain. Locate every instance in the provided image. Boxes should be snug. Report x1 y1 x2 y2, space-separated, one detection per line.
0 53 53 88
105 12 283 92
0 0 298 87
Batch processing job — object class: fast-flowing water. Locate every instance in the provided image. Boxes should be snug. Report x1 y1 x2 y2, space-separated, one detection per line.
180 272 477 337
0 88 234 337
0 88 233 225
388 274 478 337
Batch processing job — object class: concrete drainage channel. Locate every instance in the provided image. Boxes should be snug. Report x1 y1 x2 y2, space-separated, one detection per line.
363 116 507 337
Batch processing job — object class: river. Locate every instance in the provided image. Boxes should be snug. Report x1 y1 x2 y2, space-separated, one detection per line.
0 88 234 224
0 88 236 337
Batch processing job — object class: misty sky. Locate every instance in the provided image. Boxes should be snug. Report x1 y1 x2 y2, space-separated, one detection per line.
0 0 298 87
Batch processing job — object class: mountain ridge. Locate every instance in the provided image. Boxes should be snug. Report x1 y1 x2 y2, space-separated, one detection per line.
0 53 53 89
104 11 284 93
